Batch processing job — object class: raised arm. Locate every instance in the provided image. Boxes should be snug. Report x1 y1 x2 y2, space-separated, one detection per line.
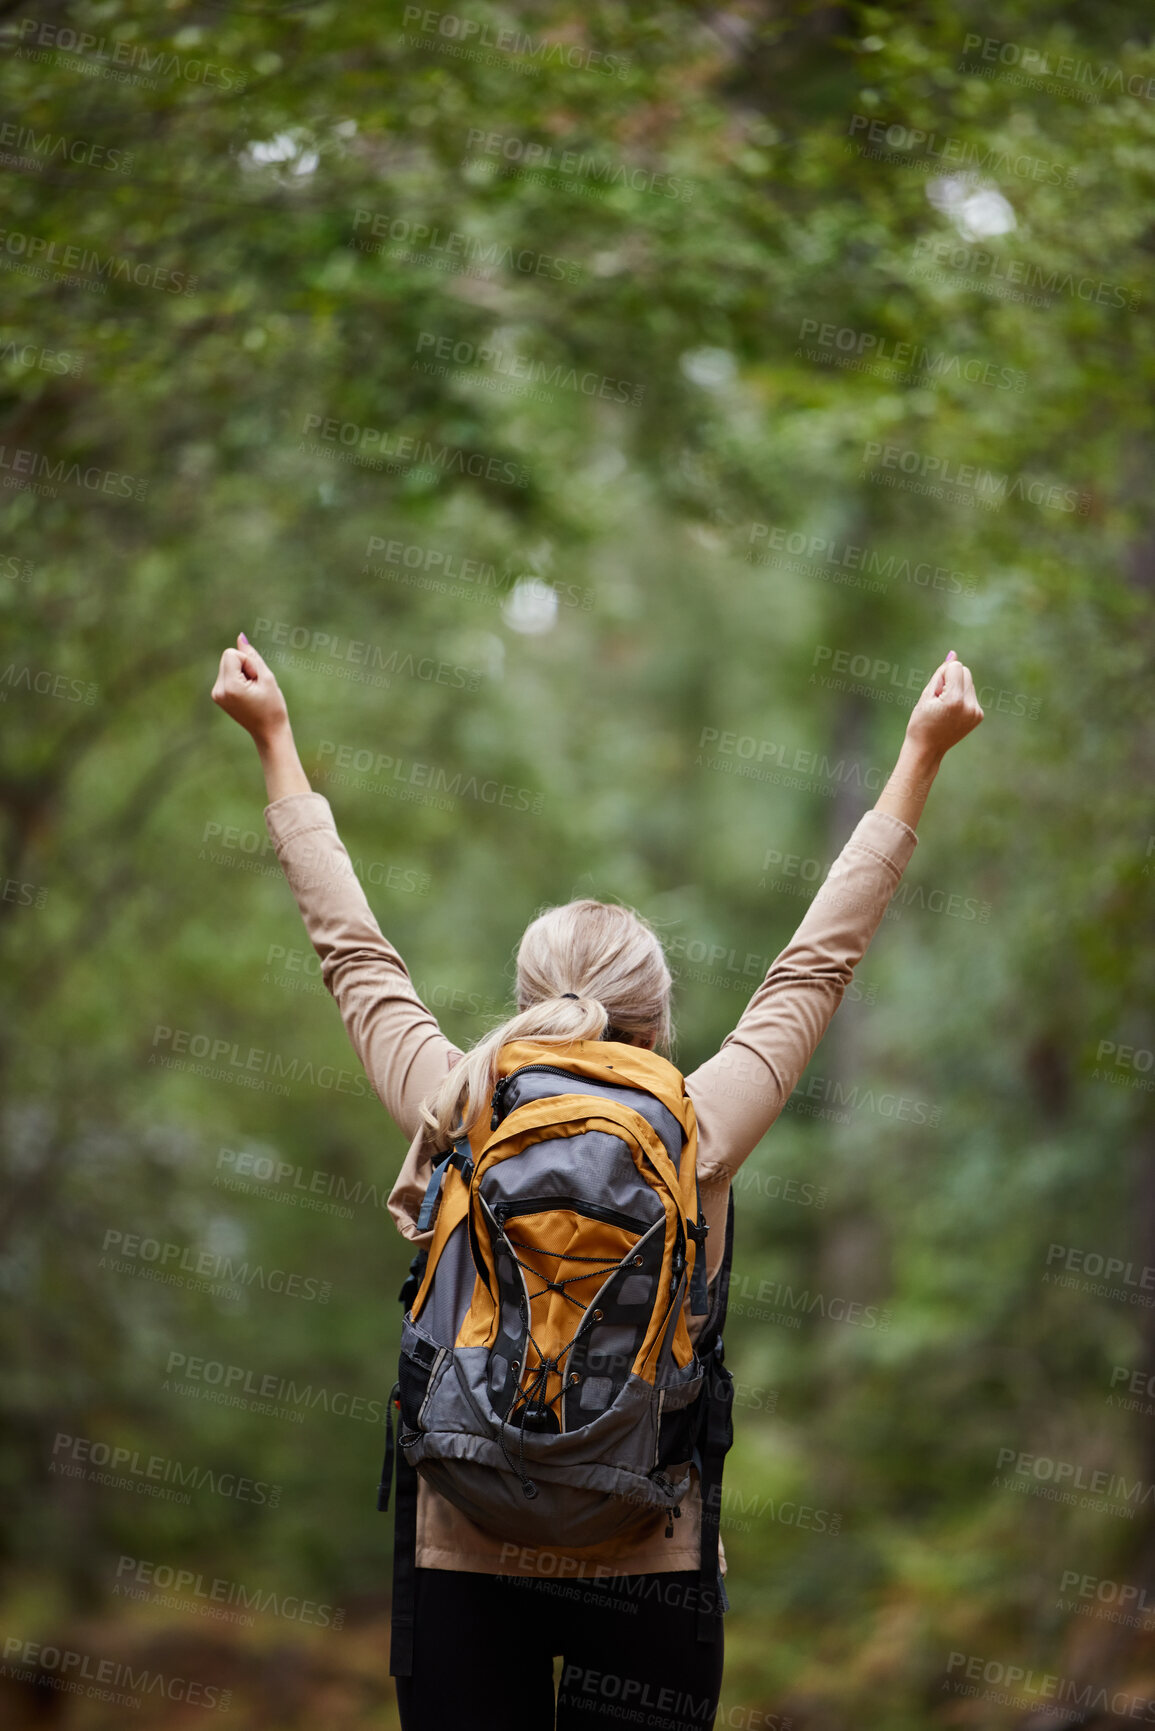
686 650 983 1180
210 633 462 1140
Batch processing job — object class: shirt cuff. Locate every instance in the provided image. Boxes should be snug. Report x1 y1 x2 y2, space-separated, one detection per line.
263 791 338 853
846 807 920 876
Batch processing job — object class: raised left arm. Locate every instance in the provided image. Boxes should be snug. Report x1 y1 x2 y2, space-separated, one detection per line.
686 649 983 1179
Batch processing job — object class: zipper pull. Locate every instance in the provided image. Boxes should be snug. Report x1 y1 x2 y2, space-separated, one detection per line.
664 1505 681 1538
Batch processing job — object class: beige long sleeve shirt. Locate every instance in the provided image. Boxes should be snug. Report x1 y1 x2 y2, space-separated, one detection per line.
263 791 919 1582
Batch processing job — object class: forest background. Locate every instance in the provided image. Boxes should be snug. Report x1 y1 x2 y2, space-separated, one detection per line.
2 1 1155 1726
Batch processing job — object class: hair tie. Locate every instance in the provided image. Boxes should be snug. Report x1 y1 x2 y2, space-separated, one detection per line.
561 992 579 1000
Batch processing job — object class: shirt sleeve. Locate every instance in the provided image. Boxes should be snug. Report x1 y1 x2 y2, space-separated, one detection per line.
686 807 918 1181
263 791 462 1143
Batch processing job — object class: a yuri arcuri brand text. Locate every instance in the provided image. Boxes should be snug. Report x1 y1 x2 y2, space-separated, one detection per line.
0 443 147 500
163 1351 384 1423
401 8 630 78
113 1554 344 1629
149 1021 374 1098
0 226 196 293
316 739 545 814
861 440 1090 514
252 615 482 691
216 1140 396 1217
414 328 646 404
299 411 529 487
797 317 1025 390
100 1227 332 1303
846 112 1077 187
462 128 691 201
0 1634 230 1711
944 1646 1155 1720
8 17 249 90
957 32 1155 105
746 522 978 595
350 209 583 283
50 1431 281 1507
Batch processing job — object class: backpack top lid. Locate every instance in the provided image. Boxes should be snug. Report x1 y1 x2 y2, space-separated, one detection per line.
489 1037 694 1140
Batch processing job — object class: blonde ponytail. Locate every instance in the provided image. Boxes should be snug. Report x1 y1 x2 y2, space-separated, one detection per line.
418 898 673 1151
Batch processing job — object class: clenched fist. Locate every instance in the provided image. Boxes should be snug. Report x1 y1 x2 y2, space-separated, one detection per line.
905 650 984 759
210 633 290 744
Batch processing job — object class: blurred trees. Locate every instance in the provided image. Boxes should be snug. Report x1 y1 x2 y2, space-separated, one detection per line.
2 1 1155 1724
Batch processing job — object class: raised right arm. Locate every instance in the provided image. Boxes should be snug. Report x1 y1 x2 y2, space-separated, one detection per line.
211 634 462 1142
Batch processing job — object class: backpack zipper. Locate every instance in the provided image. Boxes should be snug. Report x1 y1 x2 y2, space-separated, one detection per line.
490 1063 649 1130
494 1195 653 1236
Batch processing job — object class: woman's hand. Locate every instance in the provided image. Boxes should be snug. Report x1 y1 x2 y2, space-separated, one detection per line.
904 649 984 761
211 632 290 744
873 650 982 833
211 633 311 801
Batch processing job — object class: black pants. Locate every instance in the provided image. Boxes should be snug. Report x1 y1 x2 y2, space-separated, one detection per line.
394 1565 725 1730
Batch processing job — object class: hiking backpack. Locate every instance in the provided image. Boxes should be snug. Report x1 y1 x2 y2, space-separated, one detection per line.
377 1036 735 1674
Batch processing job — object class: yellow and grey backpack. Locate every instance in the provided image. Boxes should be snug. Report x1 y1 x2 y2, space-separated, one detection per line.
378 1036 736 1675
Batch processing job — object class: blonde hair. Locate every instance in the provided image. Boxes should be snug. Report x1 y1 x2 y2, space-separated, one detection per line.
418 898 673 1150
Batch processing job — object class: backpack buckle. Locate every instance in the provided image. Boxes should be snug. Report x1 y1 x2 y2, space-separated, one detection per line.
416 1128 475 1233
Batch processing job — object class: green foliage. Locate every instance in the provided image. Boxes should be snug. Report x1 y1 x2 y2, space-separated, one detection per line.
2 1 1155 1724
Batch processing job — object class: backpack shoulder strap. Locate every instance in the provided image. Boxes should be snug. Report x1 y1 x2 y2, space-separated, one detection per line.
695 1185 735 1642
